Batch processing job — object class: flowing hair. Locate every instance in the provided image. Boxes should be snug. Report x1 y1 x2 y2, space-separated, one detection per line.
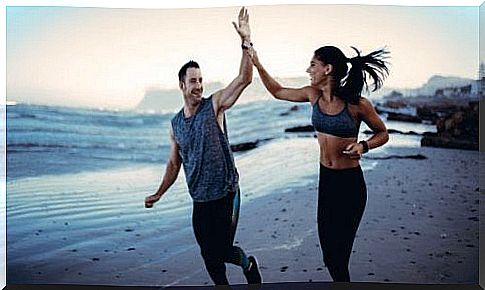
314 46 390 104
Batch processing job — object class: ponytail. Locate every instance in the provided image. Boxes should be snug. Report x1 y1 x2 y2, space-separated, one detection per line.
338 47 390 104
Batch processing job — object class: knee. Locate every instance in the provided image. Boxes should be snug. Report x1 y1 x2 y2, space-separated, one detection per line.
201 247 221 259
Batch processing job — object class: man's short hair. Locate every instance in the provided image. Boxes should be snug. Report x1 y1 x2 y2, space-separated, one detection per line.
178 60 200 82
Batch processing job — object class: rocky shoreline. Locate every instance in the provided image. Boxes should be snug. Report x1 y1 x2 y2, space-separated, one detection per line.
377 96 479 151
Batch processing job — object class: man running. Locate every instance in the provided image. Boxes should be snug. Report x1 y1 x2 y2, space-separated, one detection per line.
144 7 261 288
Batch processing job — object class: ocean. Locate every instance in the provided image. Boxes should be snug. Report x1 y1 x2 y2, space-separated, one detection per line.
6 99 435 180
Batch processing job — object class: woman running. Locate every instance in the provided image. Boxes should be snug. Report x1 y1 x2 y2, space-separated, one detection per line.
247 45 390 282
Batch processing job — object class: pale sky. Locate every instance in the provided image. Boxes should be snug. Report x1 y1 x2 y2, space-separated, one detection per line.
5 2 482 109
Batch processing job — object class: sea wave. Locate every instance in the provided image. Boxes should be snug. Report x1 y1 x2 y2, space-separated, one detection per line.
8 104 172 128
6 101 433 179
7 141 168 152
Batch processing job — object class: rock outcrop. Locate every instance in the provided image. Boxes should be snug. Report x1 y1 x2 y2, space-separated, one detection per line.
284 125 314 133
420 101 478 150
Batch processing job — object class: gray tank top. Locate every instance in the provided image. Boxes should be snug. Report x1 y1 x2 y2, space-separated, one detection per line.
171 96 239 202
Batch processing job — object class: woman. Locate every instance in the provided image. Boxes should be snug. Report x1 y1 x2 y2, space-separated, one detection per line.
246 45 390 282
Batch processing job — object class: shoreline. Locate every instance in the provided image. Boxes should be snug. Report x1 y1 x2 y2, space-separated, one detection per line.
6 142 480 285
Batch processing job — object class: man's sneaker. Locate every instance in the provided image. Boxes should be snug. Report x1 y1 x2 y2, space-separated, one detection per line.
243 256 262 285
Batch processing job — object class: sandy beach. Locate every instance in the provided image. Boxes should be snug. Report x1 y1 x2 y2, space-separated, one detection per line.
7 138 480 286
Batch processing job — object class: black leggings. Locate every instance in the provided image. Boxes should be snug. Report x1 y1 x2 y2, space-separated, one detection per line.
317 164 367 282
192 187 248 285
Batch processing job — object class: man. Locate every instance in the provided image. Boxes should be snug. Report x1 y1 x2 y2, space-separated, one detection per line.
144 7 261 287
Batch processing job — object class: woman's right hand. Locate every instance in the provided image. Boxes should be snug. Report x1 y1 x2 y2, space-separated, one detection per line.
145 193 161 208
342 142 363 160
246 47 261 68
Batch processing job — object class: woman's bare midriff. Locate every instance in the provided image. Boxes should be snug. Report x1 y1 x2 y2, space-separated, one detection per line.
317 132 360 169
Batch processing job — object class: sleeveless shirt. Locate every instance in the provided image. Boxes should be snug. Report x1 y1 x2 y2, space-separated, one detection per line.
171 96 239 202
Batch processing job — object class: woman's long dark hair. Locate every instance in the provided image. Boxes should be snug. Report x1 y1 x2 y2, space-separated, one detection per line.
314 46 390 104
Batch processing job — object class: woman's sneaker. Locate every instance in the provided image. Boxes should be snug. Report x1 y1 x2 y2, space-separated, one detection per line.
243 256 262 285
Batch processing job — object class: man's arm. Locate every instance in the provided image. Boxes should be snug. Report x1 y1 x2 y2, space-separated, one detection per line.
212 7 253 113
145 128 182 208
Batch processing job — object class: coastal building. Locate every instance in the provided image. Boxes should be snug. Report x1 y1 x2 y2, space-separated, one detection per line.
435 79 483 99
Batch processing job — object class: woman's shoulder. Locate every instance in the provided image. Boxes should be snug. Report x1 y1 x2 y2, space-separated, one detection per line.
348 96 375 117
305 86 321 104
349 96 373 108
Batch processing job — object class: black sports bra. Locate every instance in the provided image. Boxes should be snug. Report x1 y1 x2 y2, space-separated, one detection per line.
311 98 359 138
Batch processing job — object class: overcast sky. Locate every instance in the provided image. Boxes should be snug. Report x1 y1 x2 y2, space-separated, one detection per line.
5 1 481 109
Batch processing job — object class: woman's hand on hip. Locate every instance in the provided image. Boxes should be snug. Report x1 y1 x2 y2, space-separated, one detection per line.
342 142 364 160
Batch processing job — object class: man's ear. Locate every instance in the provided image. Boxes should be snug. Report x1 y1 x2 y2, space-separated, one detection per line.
179 81 184 90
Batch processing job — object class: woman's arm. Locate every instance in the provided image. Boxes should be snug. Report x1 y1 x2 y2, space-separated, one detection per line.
358 97 389 150
343 97 389 158
248 48 312 103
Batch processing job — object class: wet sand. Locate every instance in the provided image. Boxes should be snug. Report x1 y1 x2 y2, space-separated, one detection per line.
7 141 480 286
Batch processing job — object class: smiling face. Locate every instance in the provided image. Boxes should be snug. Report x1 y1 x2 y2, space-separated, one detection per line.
306 55 332 88
180 67 203 105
